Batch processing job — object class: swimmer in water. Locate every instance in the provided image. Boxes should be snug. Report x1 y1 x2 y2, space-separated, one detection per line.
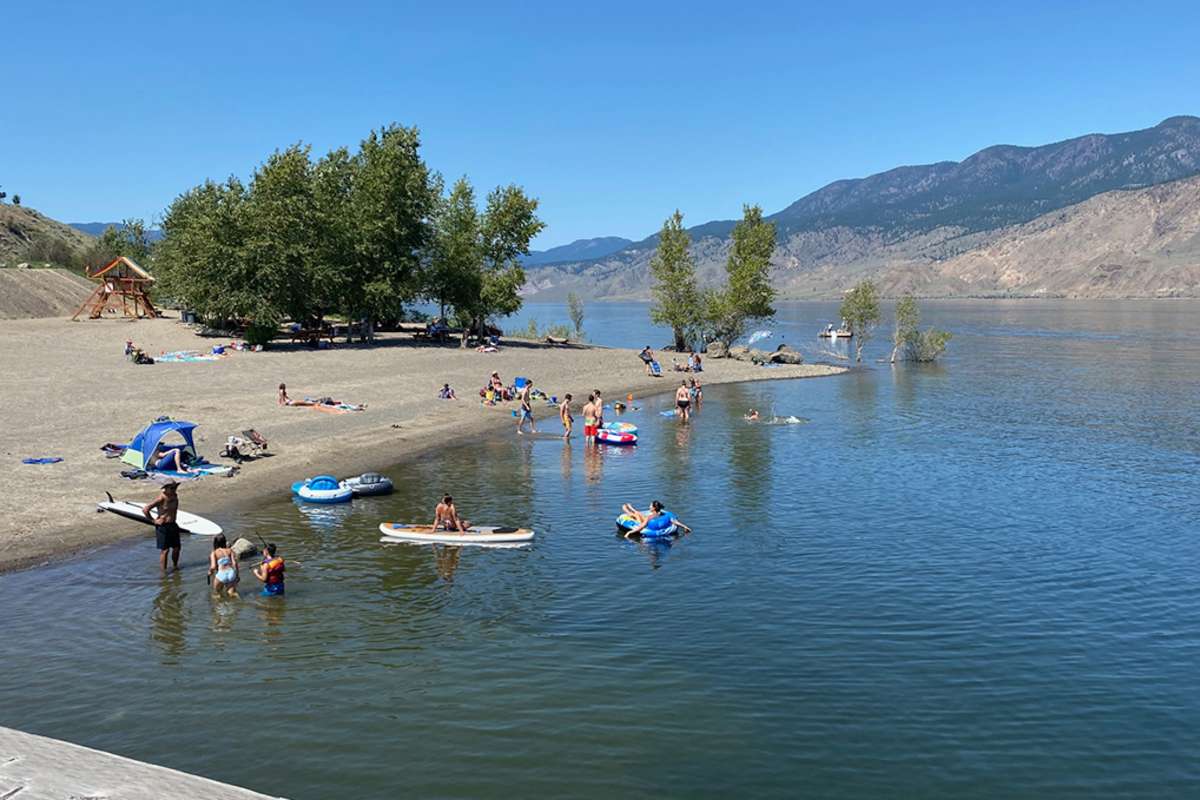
745 409 760 421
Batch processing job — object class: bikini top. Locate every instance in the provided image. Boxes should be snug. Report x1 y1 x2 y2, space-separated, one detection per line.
217 553 232 567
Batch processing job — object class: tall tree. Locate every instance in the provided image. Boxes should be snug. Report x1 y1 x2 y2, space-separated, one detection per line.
427 176 483 320
470 184 544 341
567 291 585 339
345 124 437 327
891 293 952 363
839 279 881 363
705 204 776 346
649 210 701 351
84 218 154 271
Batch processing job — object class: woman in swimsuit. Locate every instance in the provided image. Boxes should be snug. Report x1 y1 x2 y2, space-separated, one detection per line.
675 382 692 421
208 534 239 598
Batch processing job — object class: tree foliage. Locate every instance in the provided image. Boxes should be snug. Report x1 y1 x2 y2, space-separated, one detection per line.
705 204 776 346
649 210 701 350
155 124 539 338
567 291 585 339
891 293 952 363
839 280 881 362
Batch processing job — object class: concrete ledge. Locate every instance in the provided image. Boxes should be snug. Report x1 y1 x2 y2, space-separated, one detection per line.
0 726 283 799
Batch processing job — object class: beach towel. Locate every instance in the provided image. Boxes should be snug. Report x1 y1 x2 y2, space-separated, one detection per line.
311 403 365 414
157 350 226 363
22 457 63 464
147 463 236 480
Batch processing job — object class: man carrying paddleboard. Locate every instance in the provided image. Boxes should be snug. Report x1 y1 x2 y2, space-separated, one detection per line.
143 481 182 572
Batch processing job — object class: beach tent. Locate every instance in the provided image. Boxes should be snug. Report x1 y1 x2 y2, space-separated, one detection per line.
121 419 199 469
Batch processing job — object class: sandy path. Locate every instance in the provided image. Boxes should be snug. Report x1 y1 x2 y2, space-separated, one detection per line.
0 315 845 572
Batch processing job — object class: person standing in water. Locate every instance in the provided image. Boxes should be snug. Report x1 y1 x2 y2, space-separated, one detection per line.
434 495 470 532
253 543 285 596
516 380 537 434
208 534 239 597
675 381 692 421
582 393 598 444
559 393 574 440
143 480 182 572
593 389 604 429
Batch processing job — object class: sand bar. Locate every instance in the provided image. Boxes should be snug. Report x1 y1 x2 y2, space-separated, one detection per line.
0 315 845 573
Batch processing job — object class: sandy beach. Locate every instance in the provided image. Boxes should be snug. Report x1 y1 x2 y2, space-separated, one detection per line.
0 314 845 573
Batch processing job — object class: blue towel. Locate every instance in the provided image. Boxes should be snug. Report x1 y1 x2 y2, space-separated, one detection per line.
22 457 63 464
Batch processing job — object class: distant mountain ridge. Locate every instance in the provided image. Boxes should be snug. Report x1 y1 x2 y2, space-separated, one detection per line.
522 115 1200 299
523 236 633 266
69 222 164 242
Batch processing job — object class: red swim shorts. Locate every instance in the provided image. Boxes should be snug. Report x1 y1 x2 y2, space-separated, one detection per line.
584 424 598 437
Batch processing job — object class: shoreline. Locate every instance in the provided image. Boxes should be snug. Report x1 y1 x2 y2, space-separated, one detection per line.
0 315 846 575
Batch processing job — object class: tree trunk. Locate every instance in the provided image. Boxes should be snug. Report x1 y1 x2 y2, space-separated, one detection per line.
673 327 687 352
855 338 864 363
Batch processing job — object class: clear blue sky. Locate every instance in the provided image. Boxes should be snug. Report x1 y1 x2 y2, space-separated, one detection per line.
4 1 1198 248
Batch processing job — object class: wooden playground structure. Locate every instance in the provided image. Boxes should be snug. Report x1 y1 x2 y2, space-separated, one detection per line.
71 257 160 320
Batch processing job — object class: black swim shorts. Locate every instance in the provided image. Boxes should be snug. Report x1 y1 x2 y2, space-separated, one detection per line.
156 523 182 550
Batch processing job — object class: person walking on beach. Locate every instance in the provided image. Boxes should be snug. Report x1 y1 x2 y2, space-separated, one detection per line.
253 543 285 596
434 495 470 532
675 381 692 422
143 480 182 572
208 534 239 598
639 346 656 375
559 393 574 439
582 393 598 443
517 380 537 434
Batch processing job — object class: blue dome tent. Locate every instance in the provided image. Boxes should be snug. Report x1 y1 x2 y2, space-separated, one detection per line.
121 419 199 470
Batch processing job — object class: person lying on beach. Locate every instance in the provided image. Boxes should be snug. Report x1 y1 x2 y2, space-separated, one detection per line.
208 534 239 598
439 383 457 400
254 543 285 596
434 495 470 532
151 444 194 473
143 481 182 572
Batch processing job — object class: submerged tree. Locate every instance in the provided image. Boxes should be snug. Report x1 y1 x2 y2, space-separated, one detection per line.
839 280 881 363
705 204 776 347
567 291 585 339
891 293 952 363
649 210 701 350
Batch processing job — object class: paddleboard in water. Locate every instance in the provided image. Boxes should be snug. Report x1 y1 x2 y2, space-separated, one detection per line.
378 522 534 545
97 494 223 536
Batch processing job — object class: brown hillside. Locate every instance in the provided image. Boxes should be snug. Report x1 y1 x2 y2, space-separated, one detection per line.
0 269 95 319
0 204 94 263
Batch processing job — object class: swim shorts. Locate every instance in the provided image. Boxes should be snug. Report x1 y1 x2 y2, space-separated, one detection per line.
677 400 690 409
155 523 182 550
262 583 285 596
520 407 533 420
584 424 597 437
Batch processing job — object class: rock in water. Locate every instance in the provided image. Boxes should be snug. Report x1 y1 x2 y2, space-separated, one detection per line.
706 341 728 359
770 344 804 364
231 537 258 560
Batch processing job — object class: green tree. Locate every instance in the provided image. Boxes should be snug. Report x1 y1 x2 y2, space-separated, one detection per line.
567 291 585 339
344 124 436 327
649 209 701 351
426 176 483 321
705 204 776 346
11 194 20 206
470 184 544 341
83 218 154 271
839 279 881 362
891 293 951 363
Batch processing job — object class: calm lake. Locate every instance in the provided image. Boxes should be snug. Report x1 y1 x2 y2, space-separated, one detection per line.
3 300 1199 798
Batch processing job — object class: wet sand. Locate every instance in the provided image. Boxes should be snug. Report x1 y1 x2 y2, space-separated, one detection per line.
0 314 845 573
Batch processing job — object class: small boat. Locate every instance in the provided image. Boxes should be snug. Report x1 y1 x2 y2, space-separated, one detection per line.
292 474 353 504
616 512 678 539
378 522 534 545
818 327 853 338
343 472 394 497
96 492 223 536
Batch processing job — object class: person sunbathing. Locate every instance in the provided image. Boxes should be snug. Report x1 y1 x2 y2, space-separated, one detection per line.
152 444 194 473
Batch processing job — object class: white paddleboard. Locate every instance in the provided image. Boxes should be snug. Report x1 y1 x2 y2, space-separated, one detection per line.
378 522 534 545
98 497 223 536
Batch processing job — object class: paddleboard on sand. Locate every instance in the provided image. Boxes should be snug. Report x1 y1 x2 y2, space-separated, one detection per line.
378 522 534 545
97 493 223 536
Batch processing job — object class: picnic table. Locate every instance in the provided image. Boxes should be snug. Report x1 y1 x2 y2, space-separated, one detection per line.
288 328 335 345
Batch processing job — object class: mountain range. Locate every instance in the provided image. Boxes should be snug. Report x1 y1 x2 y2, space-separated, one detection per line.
523 116 1200 299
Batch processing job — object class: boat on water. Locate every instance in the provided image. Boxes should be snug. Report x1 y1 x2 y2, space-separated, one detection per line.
819 324 853 338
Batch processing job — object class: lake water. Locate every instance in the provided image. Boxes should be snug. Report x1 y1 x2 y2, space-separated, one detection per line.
3 301 1199 798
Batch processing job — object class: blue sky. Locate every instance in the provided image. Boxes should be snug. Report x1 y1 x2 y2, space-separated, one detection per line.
4 1 1198 248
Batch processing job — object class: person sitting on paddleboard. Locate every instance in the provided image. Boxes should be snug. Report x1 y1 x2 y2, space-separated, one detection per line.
434 495 470 533
253 543 285 596
143 481 183 572
622 500 691 536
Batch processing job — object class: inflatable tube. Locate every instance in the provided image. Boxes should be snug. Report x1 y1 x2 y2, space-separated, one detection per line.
596 429 637 446
603 421 638 435
615 512 678 539
344 472 394 496
292 474 353 504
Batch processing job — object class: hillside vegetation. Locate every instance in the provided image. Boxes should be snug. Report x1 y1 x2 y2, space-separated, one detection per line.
0 204 94 266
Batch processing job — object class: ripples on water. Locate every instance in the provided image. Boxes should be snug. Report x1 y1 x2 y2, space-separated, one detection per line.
2 301 1199 798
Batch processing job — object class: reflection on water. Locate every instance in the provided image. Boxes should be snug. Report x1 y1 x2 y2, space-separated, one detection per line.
2 301 1200 799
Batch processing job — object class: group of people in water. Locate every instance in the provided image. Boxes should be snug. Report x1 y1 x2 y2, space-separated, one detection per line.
141 481 285 595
